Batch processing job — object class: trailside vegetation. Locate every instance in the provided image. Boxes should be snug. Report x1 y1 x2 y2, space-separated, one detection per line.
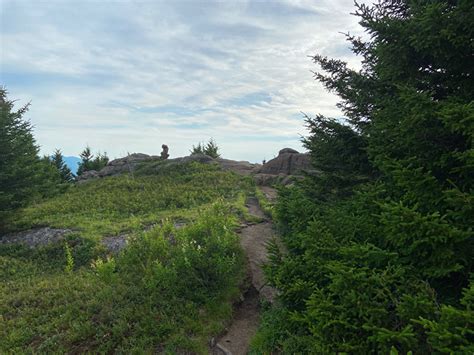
252 0 473 353
1 162 255 353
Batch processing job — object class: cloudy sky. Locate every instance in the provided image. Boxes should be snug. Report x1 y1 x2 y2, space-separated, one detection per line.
1 0 366 162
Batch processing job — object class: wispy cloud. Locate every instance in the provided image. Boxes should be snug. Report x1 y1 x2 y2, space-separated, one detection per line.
1 0 367 162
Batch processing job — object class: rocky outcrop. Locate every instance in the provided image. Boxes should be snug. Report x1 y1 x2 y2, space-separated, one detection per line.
252 148 311 185
75 148 311 186
97 153 159 177
77 153 220 182
256 148 311 176
257 148 311 175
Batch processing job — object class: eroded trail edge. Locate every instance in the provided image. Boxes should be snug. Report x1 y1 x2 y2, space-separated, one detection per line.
212 194 277 355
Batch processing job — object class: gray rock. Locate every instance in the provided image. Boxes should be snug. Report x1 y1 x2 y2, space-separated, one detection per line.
98 153 158 177
256 149 311 176
181 154 215 164
77 170 100 182
101 234 128 254
0 227 73 248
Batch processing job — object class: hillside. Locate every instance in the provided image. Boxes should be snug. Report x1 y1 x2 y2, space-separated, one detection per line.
0 162 263 353
1 1 472 353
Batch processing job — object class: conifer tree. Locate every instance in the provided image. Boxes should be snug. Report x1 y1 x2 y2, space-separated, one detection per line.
190 139 221 158
0 89 42 224
51 149 74 183
77 146 93 176
256 1 474 353
77 146 109 176
204 138 220 158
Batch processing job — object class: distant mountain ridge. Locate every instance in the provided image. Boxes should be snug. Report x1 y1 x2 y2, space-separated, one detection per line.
64 156 81 175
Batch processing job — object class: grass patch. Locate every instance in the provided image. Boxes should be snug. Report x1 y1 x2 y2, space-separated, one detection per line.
255 187 275 219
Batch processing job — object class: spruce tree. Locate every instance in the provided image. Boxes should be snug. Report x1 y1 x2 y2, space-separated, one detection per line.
77 146 93 176
256 1 474 353
51 149 74 183
0 89 42 224
77 147 109 176
204 138 220 158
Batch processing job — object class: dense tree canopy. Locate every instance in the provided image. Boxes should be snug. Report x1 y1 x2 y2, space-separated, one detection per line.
253 1 474 353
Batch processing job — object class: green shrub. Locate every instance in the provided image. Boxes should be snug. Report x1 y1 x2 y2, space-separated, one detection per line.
190 138 221 158
253 1 473 352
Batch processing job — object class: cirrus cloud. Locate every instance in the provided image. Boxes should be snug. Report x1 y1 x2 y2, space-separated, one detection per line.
1 0 368 162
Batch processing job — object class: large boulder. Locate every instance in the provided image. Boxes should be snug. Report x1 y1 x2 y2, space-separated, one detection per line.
138 154 215 174
257 148 311 175
77 153 161 181
98 153 159 177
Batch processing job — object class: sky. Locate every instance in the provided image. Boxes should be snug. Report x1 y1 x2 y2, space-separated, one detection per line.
1 0 367 162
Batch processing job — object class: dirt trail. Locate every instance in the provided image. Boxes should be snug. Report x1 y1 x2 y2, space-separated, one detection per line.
212 193 277 355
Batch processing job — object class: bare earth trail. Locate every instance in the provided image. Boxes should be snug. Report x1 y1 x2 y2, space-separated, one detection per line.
212 191 277 355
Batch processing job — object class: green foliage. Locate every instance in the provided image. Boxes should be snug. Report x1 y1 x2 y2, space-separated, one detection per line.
51 149 75 183
76 146 109 176
0 89 39 223
91 255 117 283
1 163 253 353
253 0 474 353
191 138 221 158
418 281 474 353
64 242 74 273
255 187 275 219
0 89 62 228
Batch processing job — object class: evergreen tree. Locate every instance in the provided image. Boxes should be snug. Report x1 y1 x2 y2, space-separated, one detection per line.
77 146 93 176
0 89 41 225
51 149 74 183
255 1 474 353
204 138 221 159
77 146 109 176
190 139 221 158
190 142 205 155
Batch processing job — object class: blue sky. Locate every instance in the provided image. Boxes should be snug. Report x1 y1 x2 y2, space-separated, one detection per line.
1 0 366 162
